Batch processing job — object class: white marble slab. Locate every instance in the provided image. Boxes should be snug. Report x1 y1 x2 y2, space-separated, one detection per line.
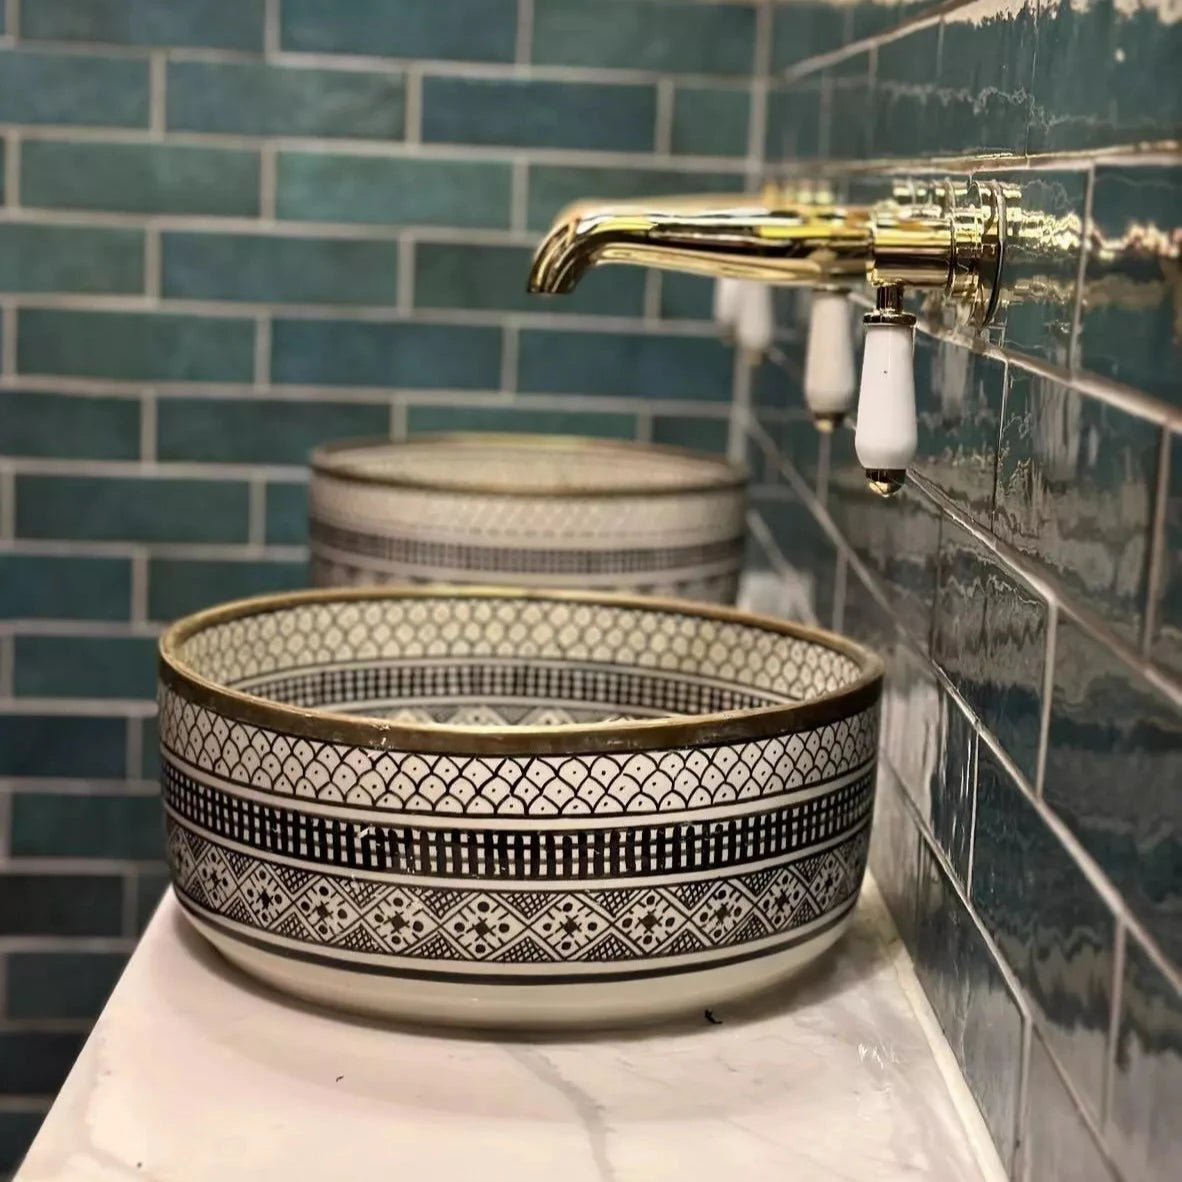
16 883 1002 1182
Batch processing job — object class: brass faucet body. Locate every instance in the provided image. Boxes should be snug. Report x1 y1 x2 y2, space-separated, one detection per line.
529 179 1006 327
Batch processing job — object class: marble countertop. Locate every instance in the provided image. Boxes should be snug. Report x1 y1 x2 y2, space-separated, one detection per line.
16 882 1002 1182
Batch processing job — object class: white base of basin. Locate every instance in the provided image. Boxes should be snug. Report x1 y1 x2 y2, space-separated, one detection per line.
183 906 855 1030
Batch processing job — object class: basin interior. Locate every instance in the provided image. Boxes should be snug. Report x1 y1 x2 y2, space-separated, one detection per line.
175 592 866 729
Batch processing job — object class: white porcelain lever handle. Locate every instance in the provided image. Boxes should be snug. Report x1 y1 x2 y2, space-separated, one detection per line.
803 291 856 431
854 313 917 498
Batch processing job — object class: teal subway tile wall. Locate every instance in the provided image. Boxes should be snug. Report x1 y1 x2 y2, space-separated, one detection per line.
0 1 763 1168
744 1 1181 1180
1 0 1180 1178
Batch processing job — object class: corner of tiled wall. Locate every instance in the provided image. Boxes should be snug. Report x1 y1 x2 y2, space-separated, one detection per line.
745 2 1181 1180
0 0 770 1171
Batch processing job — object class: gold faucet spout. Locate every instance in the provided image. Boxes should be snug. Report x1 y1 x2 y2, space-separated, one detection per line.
527 196 874 295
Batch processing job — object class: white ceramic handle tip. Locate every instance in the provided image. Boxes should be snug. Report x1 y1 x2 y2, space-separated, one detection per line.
854 320 917 486
803 291 856 426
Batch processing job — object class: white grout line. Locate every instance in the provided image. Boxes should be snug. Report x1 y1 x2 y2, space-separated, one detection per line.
143 225 161 299
0 302 15 376
499 324 519 393
1033 600 1057 798
0 538 307 561
7 122 755 173
727 350 751 466
263 0 281 58
139 390 157 460
0 937 137 955
389 397 407 440
653 79 675 156
0 620 162 638
633 408 653 444
2 129 18 206
125 715 143 782
148 52 167 138
642 271 662 322
0 778 159 797
396 235 415 313
1 456 308 481
129 549 149 623
247 480 267 547
4 0 19 39
1066 163 1094 372
0 698 158 717
258 144 277 220
1140 426 1171 658
253 315 272 388
0 463 14 538
831 549 847 633
1101 921 1127 1131
0 634 13 699
403 68 422 145
963 724 980 896
510 157 529 232
514 0 535 65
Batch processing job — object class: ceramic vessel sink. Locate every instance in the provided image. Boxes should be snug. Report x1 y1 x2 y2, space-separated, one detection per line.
309 434 747 603
158 587 882 1028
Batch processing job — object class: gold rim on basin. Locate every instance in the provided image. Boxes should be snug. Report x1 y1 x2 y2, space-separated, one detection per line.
310 433 748 499
158 585 884 757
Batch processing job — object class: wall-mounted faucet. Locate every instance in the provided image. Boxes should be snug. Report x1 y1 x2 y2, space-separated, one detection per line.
527 179 1006 496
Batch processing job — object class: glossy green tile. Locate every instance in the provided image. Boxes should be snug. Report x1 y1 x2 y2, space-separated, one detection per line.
934 691 977 883
17 310 255 382
162 233 398 305
0 1108 46 1173
915 838 1025 1174
749 487 838 627
526 165 743 231
0 1031 86 1096
0 49 148 127
769 1 848 71
658 273 714 321
22 0 264 50
931 520 1046 783
870 765 921 950
973 742 1115 1119
6 952 127 1021
148 557 304 622
14 635 158 700
0 554 133 621
1153 429 1182 679
422 77 656 153
0 714 127 778
21 141 260 217
1079 166 1182 405
518 329 732 400
15 474 251 543
167 61 406 140
0 391 140 460
1111 936 1182 1182
532 0 756 75
277 153 511 229
881 639 940 826
765 80 823 160
912 335 1004 525
271 319 501 389
870 23 940 158
158 397 390 464
133 867 172 932
1029 0 1182 151
849 0 899 40
1026 1033 1119 1182
995 372 1159 643
11 793 163 859
1045 618 1182 964
0 872 124 936
281 0 516 62
842 560 897 656
651 415 729 455
827 59 872 160
0 869 125 931
264 481 309 545
140 716 160 781
407 404 638 438
0 224 144 295
996 169 1087 367
413 243 646 318
671 86 749 158
936 0 1037 156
